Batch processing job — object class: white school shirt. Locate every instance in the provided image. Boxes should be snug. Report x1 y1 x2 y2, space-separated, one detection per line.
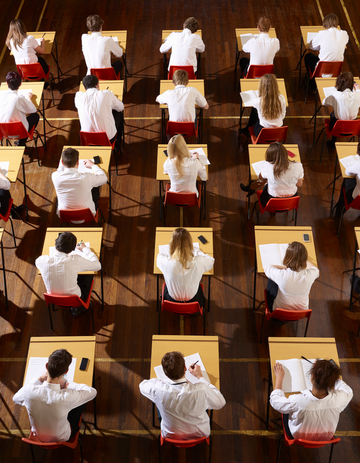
160 28 205 72
253 94 286 129
0 89 37 131
264 266 319 311
81 32 123 75
75 88 124 141
157 249 214 301
139 377 225 439
322 89 360 120
9 36 39 64
242 32 280 66
309 28 349 62
163 157 207 197
344 157 360 199
270 380 353 441
13 378 97 442
0 177 10 190
260 161 304 197
156 85 208 123
35 247 101 297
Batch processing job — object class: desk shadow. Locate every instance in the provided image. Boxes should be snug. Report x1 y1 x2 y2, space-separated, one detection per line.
125 76 159 107
207 66 242 105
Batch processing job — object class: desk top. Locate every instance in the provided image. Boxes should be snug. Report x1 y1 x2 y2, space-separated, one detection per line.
9 32 56 55
24 336 96 386
254 226 317 273
162 30 202 42
235 28 277 52
159 80 205 109
88 30 127 52
335 142 358 179
156 144 208 180
79 80 124 102
150 335 220 389
154 227 214 275
0 81 44 109
316 77 360 102
248 144 301 181
240 78 288 106
62 146 111 177
0 147 25 182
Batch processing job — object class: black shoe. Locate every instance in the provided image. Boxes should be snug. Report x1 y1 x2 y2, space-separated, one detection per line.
70 306 87 317
240 127 250 137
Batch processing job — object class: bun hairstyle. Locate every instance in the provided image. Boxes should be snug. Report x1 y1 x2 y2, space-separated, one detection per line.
310 359 341 391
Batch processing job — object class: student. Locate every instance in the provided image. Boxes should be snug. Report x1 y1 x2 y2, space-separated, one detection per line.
13 349 97 442
0 171 24 218
270 360 352 441
157 228 214 306
6 19 49 74
264 241 319 312
139 351 225 439
334 142 360 217
160 17 205 74
82 14 123 76
164 134 207 196
240 16 280 77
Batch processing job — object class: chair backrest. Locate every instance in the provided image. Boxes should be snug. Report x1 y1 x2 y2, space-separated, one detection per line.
245 64 274 79
80 131 112 147
160 432 209 448
282 415 340 449
254 126 288 144
0 198 13 222
90 67 119 80
329 119 360 138
264 290 312 322
312 61 343 79
17 63 48 81
164 190 199 208
59 208 98 224
166 121 197 138
168 65 196 80
344 188 360 211
256 191 300 214
44 292 84 309
0 121 29 140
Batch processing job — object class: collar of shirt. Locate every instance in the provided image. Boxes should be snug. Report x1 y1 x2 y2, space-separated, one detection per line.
91 32 102 37
171 377 187 384
63 167 79 173
86 88 98 94
43 381 61 390
259 33 270 38
175 85 186 89
301 389 321 401
183 28 191 35
52 250 70 258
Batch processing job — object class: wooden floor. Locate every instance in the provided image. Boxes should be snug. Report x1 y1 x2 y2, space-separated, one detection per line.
0 0 360 461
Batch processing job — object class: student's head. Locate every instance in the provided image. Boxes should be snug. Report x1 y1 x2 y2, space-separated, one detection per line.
47 349 73 379
6 19 27 49
183 17 200 33
61 147 79 168
259 74 281 120
161 351 186 380
265 142 290 178
6 71 22 91
257 16 271 33
283 241 308 271
167 134 190 178
335 72 354 92
310 359 341 391
55 232 77 254
172 69 189 87
323 14 339 29
83 74 99 90
169 228 194 269
86 14 104 32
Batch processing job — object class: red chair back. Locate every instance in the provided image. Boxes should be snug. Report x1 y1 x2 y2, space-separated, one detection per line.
264 290 312 323
79 131 115 149
249 126 288 144
344 188 360 212
0 198 13 222
59 208 99 225
245 64 274 79
168 65 196 80
164 184 201 209
256 191 300 215
325 119 360 139
90 67 119 80
310 61 343 79
160 432 209 448
161 283 203 315
166 121 198 139
44 292 88 310
0 121 33 141
17 63 50 81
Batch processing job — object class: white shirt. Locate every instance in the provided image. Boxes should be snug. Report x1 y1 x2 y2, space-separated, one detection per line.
0 177 11 191
9 36 39 64
344 157 360 199
163 157 207 197
242 32 280 66
270 380 353 441
35 247 101 297
52 165 107 216
322 89 360 120
253 94 286 129
13 378 97 442
81 32 123 75
139 377 225 439
160 28 205 72
156 85 208 122
260 161 304 197
0 89 37 131
75 88 124 140
264 266 319 311
309 28 349 62
157 249 214 301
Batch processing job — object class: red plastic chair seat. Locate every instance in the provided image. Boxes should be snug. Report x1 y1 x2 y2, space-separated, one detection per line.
168 65 196 80
256 190 299 215
324 119 360 139
249 126 288 144
164 183 201 209
244 64 274 79
59 208 101 225
166 121 198 140
79 131 116 149
90 67 120 80
0 121 35 142
309 61 343 80
0 198 16 247
160 432 210 448
161 282 204 315
17 63 50 82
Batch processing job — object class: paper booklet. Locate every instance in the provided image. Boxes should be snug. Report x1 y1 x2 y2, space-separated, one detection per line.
277 358 317 392
189 148 210 165
50 242 91 257
78 159 96 174
111 36 119 42
339 155 359 169
0 161 10 177
154 352 210 385
240 90 259 107
18 89 32 97
323 87 337 99
251 160 267 178
24 357 76 386
159 242 199 256
240 33 260 47
259 243 289 269
306 32 318 44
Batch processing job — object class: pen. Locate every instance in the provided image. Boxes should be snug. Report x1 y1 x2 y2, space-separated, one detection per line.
301 356 313 364
190 360 199 369
106 86 109 90
42 33 46 38
77 240 83 247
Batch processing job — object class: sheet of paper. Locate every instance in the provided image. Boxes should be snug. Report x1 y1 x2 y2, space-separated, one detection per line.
24 357 76 386
240 90 259 107
0 161 10 177
240 33 259 47
277 359 305 393
323 86 337 99
36 38 42 46
111 36 119 42
307 32 318 44
251 160 267 178
259 243 289 269
300 359 317 390
189 148 210 166
154 352 210 385
339 155 359 169
159 242 199 256
279 243 289 261
49 242 90 257
18 89 32 97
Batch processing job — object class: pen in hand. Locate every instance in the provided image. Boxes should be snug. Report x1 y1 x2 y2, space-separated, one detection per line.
42 33 46 38
106 86 109 90
190 360 199 369
301 356 313 364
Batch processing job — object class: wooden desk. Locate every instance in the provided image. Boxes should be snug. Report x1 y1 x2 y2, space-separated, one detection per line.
0 81 44 109
79 80 124 102
0 228 8 311
0 146 28 216
235 28 277 74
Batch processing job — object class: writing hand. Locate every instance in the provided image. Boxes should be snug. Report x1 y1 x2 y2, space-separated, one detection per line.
354 83 359 91
25 92 33 102
83 159 95 168
77 242 86 251
38 372 48 383
273 362 285 380
191 151 199 160
189 364 203 379
60 378 69 389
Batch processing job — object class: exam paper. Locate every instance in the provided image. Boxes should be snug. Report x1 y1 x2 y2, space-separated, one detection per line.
240 33 260 47
323 87 337 99
154 352 210 384
111 36 119 42
251 160 267 178
259 243 289 269
189 148 210 165
0 161 10 177
240 90 259 107
24 357 76 386
159 242 200 256
339 155 359 169
306 32 318 44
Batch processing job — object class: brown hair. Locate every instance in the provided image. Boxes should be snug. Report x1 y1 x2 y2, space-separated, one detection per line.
283 241 308 271
61 147 79 168
167 134 191 178
257 17 271 33
169 228 194 269
172 69 188 86
265 142 290 179
86 14 104 32
323 14 339 29
6 71 22 91
161 351 185 380
259 74 282 120
335 72 354 92
83 74 99 89
6 19 27 50
55 232 77 254
47 349 73 378
184 17 200 34
310 359 341 391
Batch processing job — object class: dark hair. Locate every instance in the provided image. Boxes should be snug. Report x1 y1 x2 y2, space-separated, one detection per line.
55 232 77 254
335 72 354 92
83 74 99 90
86 14 104 32
172 69 189 86
310 359 341 390
61 147 79 168
257 16 271 33
6 71 22 90
47 349 72 378
283 241 308 271
161 351 185 380
184 17 200 34
323 14 339 29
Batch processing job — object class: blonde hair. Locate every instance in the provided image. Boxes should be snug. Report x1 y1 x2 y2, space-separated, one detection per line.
6 19 27 51
283 242 308 271
172 69 188 86
265 142 291 179
167 135 191 178
169 228 194 269
259 74 282 120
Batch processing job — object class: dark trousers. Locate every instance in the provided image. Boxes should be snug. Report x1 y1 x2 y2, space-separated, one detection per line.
240 57 250 76
111 61 122 77
164 283 205 309
282 414 294 439
38 56 49 75
0 189 11 216
19 113 40 146
110 110 124 152
304 53 319 87
266 278 279 312
329 111 338 132
91 186 100 211
77 274 94 302
246 107 263 137
67 404 86 439
335 178 356 217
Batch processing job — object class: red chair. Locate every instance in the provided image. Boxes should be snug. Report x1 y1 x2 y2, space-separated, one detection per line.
337 188 360 236
0 121 42 166
275 414 340 463
304 60 343 104
252 191 300 225
249 126 288 144
159 432 211 463
163 183 203 226
166 121 199 141
168 65 196 80
0 198 16 247
90 67 120 80
17 63 55 105
319 119 360 163
80 130 121 175
244 64 274 79
59 207 104 226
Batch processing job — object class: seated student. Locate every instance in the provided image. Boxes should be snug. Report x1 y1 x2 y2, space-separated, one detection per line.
0 71 39 146
13 349 97 442
270 361 352 441
156 69 209 125
0 171 25 218
82 14 123 76
140 351 225 439
334 142 360 217
157 228 214 306
164 134 207 196
264 241 319 312
160 17 205 74
6 19 49 74
75 75 124 152
240 16 280 77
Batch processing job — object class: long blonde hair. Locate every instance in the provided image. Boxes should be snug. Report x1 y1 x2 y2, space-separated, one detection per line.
265 142 291 179
6 19 27 50
167 135 191 178
259 74 282 120
169 228 194 269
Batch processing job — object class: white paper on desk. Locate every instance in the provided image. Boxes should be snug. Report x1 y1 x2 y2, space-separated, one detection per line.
0 161 10 177
306 32 318 44
77 159 95 174
154 352 210 385
240 90 259 107
251 160 267 178
189 148 210 165
240 33 260 47
339 155 360 169
24 357 77 386
277 358 317 392
259 243 289 269
111 36 119 42
18 89 32 97
323 87 337 98
49 242 90 257
36 38 42 46
159 242 199 256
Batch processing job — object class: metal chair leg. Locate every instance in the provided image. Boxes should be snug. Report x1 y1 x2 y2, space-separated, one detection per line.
30 444 36 463
90 302 95 334
208 434 212 463
337 207 345 236
260 312 266 344
275 435 283 463
304 318 310 337
320 134 327 164
9 216 16 247
158 434 162 463
79 434 84 463
328 442 335 463
47 303 54 330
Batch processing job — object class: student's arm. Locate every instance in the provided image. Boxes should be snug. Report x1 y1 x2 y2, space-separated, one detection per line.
83 160 108 187
280 95 286 119
190 365 226 410
139 379 158 401
194 89 208 109
65 383 97 408
159 33 174 53
108 37 123 58
194 252 215 273
296 179 303 187
309 33 321 51
322 95 335 107
109 92 124 112
242 38 254 54
270 363 297 413
17 95 37 115
195 36 205 53
75 245 101 272
191 153 207 181
0 173 11 190
264 265 284 282
333 379 353 410
33 36 46 55
156 92 168 105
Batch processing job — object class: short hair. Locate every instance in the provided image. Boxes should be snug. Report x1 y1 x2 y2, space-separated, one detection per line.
335 72 354 92
55 232 77 254
184 17 200 34
83 74 99 90
257 16 271 33
61 147 79 168
323 14 339 29
172 69 188 86
47 349 72 378
310 359 341 390
161 351 185 380
283 241 308 272
6 71 22 90
86 14 104 32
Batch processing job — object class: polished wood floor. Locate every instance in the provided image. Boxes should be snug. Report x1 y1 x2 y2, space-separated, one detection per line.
0 0 360 461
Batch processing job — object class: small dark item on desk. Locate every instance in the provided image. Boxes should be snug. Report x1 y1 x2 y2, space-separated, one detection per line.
106 86 109 90
303 234 310 242
198 235 208 245
79 357 89 371
301 356 313 364
287 150 296 158
93 155 101 164
328 359 337 367
163 150 168 157
190 360 199 369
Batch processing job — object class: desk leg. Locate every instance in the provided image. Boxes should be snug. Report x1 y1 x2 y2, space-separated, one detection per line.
252 250 257 311
100 241 104 312
157 275 160 312
266 361 272 430
108 164 112 223
162 109 165 143
92 376 98 429
330 155 338 216
234 39 239 73
1 241 8 311
208 275 211 312
22 157 29 220
203 180 206 220
247 165 251 220
53 37 62 92
163 55 167 79
298 37 303 87
200 108 203 143
197 53 201 79
350 240 358 311
123 53 128 93
313 89 318 147
159 181 162 221
42 92 46 149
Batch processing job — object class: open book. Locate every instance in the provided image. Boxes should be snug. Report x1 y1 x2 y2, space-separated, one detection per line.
0 161 9 177
251 160 267 177
323 87 337 99
154 352 210 384
277 358 316 392
240 33 260 47
339 155 359 169
306 32 318 44
189 148 210 166
240 90 259 107
24 357 76 386
159 242 199 256
50 242 91 257
259 243 289 269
